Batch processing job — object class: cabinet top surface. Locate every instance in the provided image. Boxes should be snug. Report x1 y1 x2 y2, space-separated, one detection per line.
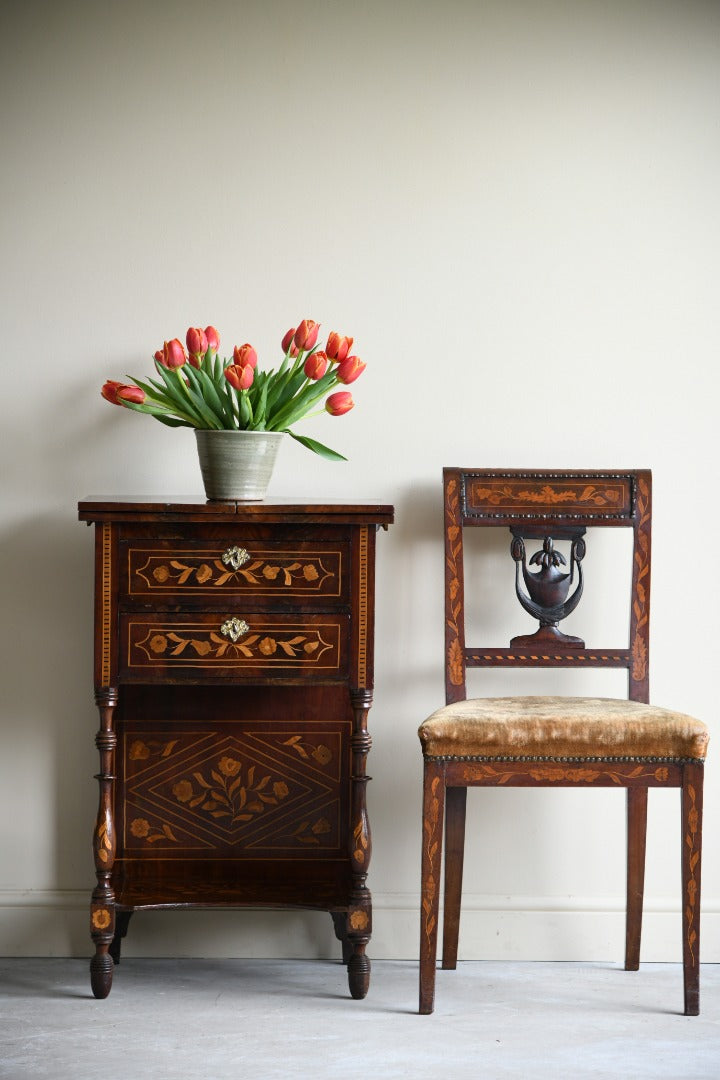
78 495 394 525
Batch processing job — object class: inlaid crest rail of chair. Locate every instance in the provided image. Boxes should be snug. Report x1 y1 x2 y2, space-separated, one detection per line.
418 469 708 1015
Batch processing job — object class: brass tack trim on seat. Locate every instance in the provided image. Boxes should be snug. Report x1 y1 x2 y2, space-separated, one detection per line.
425 754 706 765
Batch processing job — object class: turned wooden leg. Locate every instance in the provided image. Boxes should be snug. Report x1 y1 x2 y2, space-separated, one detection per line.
345 888 372 999
442 786 467 970
90 688 118 999
419 760 445 1014
347 931 371 1000
90 950 114 999
625 785 648 970
681 763 703 1015
347 689 374 1000
345 855 372 998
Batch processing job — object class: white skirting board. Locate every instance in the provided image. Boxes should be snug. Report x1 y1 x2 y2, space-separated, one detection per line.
1 891 718 962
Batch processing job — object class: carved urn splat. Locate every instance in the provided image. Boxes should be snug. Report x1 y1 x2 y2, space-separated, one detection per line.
510 526 586 648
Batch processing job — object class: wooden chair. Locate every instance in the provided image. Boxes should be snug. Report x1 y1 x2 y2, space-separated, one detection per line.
419 469 708 1015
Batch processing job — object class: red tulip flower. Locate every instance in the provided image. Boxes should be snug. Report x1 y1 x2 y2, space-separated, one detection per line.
205 325 220 354
158 338 187 369
326 391 354 416
102 381 145 406
116 385 146 405
101 380 125 404
225 363 254 391
186 327 208 367
294 319 320 352
326 332 353 363
233 343 258 369
336 355 365 384
102 317 360 461
281 327 298 355
304 351 328 381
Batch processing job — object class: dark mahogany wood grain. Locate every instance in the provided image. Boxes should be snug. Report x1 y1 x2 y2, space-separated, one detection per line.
80 497 392 999
420 469 704 1016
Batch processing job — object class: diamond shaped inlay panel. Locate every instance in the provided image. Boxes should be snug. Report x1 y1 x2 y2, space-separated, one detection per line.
123 726 345 855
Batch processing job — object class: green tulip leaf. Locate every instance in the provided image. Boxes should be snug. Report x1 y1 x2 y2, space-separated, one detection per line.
154 363 206 425
186 364 232 427
238 390 252 427
286 431 347 461
119 399 192 426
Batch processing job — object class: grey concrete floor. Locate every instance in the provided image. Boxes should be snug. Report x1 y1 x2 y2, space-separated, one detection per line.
1 958 719 1079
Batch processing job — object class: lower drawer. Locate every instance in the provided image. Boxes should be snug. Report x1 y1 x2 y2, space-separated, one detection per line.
120 612 349 681
120 723 347 858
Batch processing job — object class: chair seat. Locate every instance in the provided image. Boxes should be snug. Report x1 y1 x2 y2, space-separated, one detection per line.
419 696 708 762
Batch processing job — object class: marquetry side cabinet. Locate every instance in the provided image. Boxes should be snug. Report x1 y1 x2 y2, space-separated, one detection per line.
78 496 393 1000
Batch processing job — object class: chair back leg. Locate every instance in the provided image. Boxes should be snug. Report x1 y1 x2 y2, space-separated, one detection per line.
625 785 648 970
442 785 467 970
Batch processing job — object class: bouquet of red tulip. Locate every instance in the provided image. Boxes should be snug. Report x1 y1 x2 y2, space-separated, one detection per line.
102 319 364 460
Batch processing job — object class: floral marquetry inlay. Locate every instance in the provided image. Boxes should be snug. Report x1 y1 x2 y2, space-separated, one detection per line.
445 478 464 688
353 815 370 866
94 820 113 864
171 756 291 825
124 729 343 852
464 475 632 519
282 735 334 766
81 497 392 1000
349 909 369 931
129 816 179 843
130 548 340 596
685 782 701 966
630 476 651 686
129 622 341 670
422 774 442 947
91 908 112 931
293 817 332 844
461 763 670 785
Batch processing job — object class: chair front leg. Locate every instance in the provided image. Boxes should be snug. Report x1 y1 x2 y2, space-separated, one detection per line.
681 763 704 1015
420 759 445 1014
625 785 648 970
442 785 467 970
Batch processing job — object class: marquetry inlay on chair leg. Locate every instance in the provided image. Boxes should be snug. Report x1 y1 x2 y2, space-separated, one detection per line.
417 468 709 1016
682 763 704 1016
419 762 445 1014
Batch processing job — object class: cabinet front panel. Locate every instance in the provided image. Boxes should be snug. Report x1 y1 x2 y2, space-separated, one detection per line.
120 538 350 607
120 612 349 681
119 720 349 859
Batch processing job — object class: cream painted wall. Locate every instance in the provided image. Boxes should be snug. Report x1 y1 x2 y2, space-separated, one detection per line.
1 0 718 964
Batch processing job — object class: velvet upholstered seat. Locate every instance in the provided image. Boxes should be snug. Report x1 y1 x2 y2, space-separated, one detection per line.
419 696 709 762
418 469 708 1016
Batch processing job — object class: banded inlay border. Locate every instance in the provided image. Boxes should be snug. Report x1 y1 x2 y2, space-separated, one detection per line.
357 526 369 688
101 523 112 686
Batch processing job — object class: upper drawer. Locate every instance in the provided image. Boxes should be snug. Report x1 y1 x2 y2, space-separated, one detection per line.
120 538 350 607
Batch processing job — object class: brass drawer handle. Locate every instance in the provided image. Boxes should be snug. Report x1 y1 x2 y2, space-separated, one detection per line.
222 545 250 571
220 617 250 642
